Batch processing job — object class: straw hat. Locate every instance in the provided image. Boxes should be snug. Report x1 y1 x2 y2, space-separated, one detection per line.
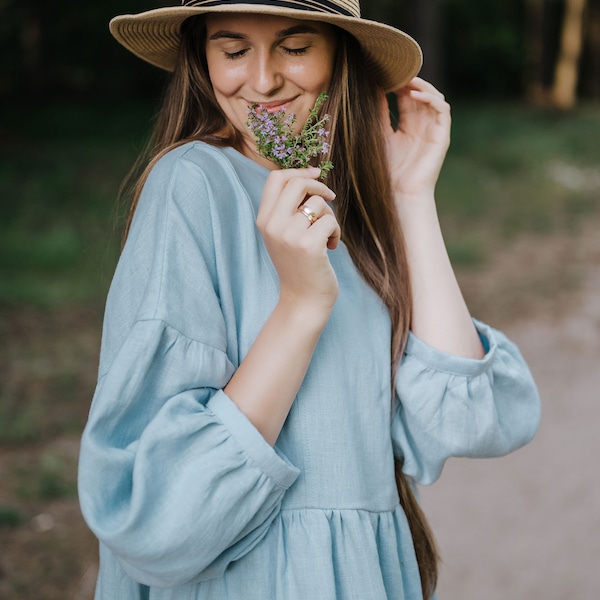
110 0 422 92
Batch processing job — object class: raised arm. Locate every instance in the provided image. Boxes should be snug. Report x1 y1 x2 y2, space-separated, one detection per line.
224 167 340 445
383 77 484 359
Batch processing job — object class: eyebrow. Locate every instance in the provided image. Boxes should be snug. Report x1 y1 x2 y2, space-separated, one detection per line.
208 24 321 41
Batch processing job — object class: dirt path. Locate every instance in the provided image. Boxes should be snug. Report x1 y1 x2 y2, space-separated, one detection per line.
420 223 600 598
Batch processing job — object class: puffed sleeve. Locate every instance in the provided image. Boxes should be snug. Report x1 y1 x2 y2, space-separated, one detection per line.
78 145 299 588
391 320 541 486
79 321 299 588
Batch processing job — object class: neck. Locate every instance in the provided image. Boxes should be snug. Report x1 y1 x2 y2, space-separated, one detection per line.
239 137 281 171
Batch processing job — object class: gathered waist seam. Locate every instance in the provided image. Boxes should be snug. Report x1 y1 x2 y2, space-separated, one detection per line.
279 505 400 514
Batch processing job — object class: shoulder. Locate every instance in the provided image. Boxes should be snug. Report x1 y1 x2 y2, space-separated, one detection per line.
144 141 238 200
145 142 268 212
155 140 234 172
104 144 238 352
130 142 242 238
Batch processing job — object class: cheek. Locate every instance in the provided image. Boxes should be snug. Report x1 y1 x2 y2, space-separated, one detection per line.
208 61 247 96
289 62 332 91
305 52 335 89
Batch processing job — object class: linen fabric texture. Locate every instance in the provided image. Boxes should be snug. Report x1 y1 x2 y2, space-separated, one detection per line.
78 142 541 599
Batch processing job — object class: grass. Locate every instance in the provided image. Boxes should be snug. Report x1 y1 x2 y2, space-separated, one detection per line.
0 100 155 308
0 305 106 444
13 451 78 501
437 102 600 264
2 100 599 309
0 505 23 528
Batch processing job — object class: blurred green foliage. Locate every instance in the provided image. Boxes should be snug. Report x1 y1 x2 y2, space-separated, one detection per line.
1 100 599 311
0 101 155 307
2 0 597 101
14 451 78 501
439 103 600 232
0 0 167 98
0 504 23 528
441 1 525 97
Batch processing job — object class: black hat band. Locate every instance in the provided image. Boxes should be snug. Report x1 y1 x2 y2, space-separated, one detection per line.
183 0 357 18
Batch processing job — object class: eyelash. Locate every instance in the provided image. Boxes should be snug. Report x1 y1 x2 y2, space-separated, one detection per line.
223 46 309 60
283 46 309 56
224 49 248 60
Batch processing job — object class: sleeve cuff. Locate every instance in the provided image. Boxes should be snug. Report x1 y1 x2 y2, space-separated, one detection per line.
207 391 300 490
404 319 497 377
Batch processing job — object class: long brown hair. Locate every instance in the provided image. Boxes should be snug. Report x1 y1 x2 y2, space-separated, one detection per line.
122 17 438 598
322 32 439 599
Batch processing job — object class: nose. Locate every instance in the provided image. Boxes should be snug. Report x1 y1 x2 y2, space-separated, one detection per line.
251 49 283 96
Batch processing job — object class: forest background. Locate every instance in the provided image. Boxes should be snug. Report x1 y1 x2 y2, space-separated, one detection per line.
1 1 599 598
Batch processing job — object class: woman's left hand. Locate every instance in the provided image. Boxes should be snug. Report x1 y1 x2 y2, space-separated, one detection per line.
382 77 451 200
383 78 484 359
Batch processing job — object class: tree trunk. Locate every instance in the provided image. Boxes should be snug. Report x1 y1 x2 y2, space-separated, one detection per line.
20 0 45 95
587 0 600 98
525 0 548 105
414 0 441 87
362 0 440 87
551 0 588 109
362 0 394 23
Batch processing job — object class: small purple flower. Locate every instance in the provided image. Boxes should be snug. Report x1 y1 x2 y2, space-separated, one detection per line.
245 92 333 180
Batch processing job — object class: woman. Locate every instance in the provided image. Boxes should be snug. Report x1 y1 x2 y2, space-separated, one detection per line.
78 2 541 599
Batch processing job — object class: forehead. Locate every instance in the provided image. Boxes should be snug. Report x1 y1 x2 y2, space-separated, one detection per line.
204 13 334 38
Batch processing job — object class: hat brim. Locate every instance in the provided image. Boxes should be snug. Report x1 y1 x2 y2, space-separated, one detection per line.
109 5 422 92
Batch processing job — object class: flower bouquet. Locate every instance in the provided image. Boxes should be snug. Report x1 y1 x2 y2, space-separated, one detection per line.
246 92 333 180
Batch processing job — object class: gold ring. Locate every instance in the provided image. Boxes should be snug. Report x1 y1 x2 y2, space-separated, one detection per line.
298 205 318 225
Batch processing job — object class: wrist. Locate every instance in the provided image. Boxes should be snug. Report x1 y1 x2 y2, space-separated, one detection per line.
394 190 437 222
275 293 333 334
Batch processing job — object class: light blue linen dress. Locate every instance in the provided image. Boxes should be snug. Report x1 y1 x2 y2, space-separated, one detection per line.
78 141 541 599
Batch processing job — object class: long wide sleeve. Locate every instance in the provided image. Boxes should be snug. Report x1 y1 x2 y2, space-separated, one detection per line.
391 320 541 485
78 144 299 588
79 321 299 587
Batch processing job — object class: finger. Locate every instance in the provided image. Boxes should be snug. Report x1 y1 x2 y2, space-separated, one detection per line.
406 90 451 117
396 86 450 117
260 167 324 221
263 166 333 198
294 195 333 229
401 77 445 100
277 177 335 218
262 194 332 247
302 212 341 251
396 87 420 115
392 81 446 120
264 170 335 214
288 210 340 252
282 197 338 251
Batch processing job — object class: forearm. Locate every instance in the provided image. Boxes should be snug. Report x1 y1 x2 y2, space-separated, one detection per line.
397 192 484 359
224 299 330 446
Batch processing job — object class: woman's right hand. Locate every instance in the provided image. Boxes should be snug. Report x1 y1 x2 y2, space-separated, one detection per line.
256 167 340 316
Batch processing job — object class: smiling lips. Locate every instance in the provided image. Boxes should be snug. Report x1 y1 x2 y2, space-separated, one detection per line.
252 97 298 112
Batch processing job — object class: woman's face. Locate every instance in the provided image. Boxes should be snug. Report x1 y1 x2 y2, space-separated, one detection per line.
205 13 337 165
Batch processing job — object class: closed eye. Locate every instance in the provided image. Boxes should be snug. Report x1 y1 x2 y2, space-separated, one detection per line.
223 44 310 60
224 48 249 60
282 46 309 56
